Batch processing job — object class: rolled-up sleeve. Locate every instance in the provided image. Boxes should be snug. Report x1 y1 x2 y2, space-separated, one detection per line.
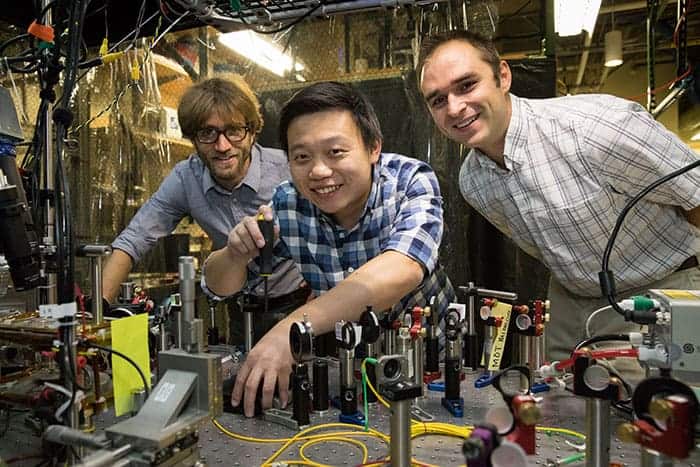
383 163 444 275
112 167 188 263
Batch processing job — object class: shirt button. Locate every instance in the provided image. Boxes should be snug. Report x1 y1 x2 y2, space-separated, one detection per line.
347 267 355 273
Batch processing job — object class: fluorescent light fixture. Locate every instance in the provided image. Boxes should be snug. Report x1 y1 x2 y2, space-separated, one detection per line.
604 30 623 67
555 0 602 37
218 31 304 77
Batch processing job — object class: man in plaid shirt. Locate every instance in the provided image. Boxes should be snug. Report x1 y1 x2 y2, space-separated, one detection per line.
418 30 700 366
204 81 454 416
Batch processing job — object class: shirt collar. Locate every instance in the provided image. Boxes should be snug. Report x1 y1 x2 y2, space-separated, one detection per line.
466 94 526 172
202 143 263 195
501 94 528 169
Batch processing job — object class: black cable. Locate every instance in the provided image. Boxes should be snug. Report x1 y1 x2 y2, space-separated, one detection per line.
600 158 700 319
54 0 89 304
70 9 160 91
59 323 78 425
248 3 324 34
81 341 150 398
37 1 58 22
573 334 630 353
131 0 148 50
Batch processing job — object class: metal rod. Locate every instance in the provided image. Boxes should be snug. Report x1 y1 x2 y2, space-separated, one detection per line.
646 0 660 112
339 347 356 415
178 256 196 323
383 327 396 355
518 335 532 388
476 288 518 301
484 326 496 376
413 336 423 391
312 359 329 412
390 399 411 467
397 328 413 380
40 0 56 307
243 310 253 353
467 282 476 334
91 256 104 325
585 398 611 467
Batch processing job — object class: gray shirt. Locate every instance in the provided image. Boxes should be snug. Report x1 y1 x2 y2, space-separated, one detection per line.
112 144 304 297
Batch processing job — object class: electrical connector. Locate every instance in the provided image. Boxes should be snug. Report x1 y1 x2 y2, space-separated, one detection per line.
628 332 644 347
99 37 109 56
637 344 669 366
617 296 659 311
27 20 55 42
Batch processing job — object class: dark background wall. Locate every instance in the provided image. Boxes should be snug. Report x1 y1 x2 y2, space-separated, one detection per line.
257 58 556 305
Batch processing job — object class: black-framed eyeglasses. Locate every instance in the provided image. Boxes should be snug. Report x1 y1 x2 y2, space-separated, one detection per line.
195 125 249 144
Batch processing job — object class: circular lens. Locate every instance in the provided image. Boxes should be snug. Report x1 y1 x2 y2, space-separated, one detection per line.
583 364 610 392
495 367 530 397
491 441 528 467
515 314 532 331
484 406 515 435
383 358 400 379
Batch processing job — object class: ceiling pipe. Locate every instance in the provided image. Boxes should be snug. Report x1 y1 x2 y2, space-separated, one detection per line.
575 31 594 88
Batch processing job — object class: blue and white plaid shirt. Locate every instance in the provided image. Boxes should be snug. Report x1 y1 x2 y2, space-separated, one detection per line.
460 94 700 297
251 152 455 313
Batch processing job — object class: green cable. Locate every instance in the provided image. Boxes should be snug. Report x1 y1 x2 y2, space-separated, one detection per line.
361 358 378 432
560 452 585 465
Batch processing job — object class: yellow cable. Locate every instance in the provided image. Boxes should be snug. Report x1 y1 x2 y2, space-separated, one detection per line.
299 435 369 465
537 425 586 440
271 461 317 466
214 418 387 445
262 422 389 466
361 359 390 408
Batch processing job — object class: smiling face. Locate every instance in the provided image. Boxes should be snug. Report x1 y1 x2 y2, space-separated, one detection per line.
420 40 512 162
286 109 380 230
195 111 254 190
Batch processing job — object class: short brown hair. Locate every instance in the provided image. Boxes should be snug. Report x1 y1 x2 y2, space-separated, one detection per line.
177 76 263 141
418 30 502 86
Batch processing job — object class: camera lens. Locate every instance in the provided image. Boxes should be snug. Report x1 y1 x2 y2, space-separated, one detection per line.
383 358 400 379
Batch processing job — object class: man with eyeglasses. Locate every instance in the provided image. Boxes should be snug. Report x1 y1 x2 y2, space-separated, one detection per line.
102 77 308 344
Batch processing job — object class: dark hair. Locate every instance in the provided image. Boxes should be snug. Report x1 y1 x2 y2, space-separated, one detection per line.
278 81 383 152
178 76 263 141
418 30 501 86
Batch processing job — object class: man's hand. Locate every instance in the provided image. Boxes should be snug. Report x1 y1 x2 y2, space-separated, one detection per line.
226 205 277 261
203 205 277 297
231 325 293 417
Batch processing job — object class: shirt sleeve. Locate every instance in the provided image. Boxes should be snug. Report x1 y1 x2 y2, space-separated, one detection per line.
111 165 189 263
383 162 444 275
586 98 700 210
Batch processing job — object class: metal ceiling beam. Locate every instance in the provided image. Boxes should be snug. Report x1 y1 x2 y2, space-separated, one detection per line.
599 0 673 14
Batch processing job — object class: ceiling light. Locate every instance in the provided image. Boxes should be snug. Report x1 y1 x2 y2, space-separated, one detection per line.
604 30 623 67
554 0 602 37
218 30 304 77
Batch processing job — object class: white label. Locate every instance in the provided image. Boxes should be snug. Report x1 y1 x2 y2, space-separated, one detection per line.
154 382 175 403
